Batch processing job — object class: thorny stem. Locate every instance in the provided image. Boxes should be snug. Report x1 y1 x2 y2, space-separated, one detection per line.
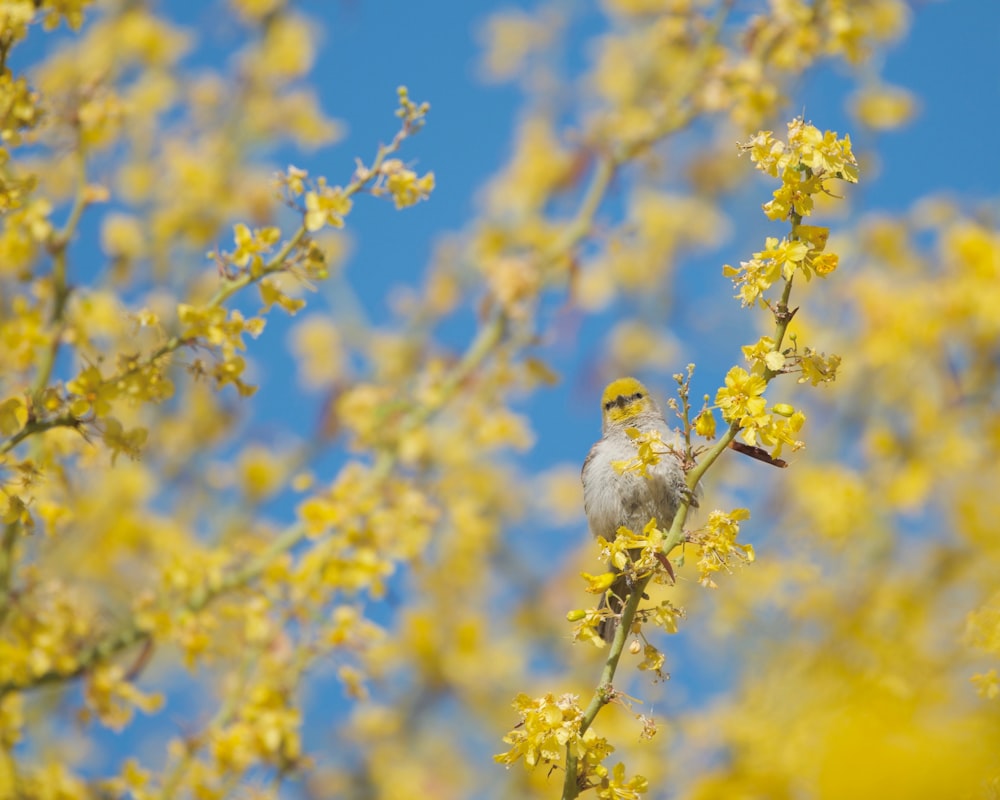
675 366 697 462
767 276 797 374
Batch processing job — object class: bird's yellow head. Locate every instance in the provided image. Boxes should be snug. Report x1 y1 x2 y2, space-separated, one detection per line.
600 377 655 427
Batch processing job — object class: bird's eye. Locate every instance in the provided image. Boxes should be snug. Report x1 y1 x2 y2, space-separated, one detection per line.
632 392 644 400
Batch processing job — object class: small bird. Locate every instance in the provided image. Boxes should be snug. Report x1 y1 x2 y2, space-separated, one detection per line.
581 377 688 643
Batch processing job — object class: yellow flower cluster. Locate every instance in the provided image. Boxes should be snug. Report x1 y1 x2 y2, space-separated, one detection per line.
82 663 164 731
686 199 1000 799
744 120 859 215
689 508 754 589
965 591 1000 699
496 692 652 795
496 692 596 768
0 692 22 749
0 0 441 786
714 366 766 424
296 464 440 600
373 159 436 210
210 682 303 772
601 518 674 588
725 120 857 308
714 365 806 456
0 201 53 279
575 517 684 647
610 427 673 478
596 761 649 800
567 604 612 648
304 180 353 231
708 121 854 457
3 0 984 796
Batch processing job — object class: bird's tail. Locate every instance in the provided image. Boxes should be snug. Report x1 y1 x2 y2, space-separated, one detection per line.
597 572 632 643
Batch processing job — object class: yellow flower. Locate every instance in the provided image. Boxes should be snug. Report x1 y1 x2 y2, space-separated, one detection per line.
851 83 917 131
259 278 305 315
971 670 999 700
596 762 649 800
495 693 612 770
715 367 767 424
742 120 858 221
693 408 716 439
67 365 117 417
377 159 435 209
304 182 352 231
231 222 280 269
581 571 618 594
101 418 148 465
0 397 27 435
690 508 753 588
756 236 810 281
798 348 842 385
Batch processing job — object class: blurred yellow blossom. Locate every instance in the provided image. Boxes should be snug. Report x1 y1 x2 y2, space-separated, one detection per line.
305 181 352 231
375 159 435 210
478 8 558 82
230 0 285 23
288 314 345 390
851 82 918 130
254 14 315 81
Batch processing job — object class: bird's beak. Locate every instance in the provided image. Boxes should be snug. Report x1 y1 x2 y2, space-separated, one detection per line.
612 395 629 409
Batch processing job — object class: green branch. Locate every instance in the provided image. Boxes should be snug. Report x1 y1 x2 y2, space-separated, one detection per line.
563 262 800 799
373 311 508 479
0 521 310 698
0 414 80 456
544 154 617 266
